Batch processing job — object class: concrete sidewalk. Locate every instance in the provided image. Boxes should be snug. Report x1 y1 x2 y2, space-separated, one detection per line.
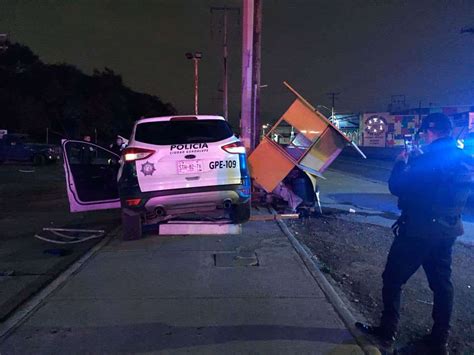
0 215 364 354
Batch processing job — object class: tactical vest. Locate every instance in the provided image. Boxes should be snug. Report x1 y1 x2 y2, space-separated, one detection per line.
390 138 474 238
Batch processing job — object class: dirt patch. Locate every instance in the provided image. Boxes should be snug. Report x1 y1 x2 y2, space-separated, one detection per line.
287 213 474 354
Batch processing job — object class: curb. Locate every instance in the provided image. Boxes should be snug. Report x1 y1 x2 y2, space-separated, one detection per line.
271 209 381 355
0 226 120 341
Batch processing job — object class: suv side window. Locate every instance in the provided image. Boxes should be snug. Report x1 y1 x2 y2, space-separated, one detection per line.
67 143 119 166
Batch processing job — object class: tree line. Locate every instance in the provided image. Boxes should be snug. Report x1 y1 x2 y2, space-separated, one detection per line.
0 42 176 144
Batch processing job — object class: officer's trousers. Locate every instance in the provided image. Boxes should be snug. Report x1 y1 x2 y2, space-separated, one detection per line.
380 232 456 341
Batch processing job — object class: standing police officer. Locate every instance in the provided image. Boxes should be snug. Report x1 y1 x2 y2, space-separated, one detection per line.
356 113 473 354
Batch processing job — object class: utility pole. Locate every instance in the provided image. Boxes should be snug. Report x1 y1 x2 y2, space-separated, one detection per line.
252 0 262 150
241 0 254 151
326 92 340 121
223 9 229 120
194 56 199 115
185 51 203 115
210 6 239 120
241 0 262 152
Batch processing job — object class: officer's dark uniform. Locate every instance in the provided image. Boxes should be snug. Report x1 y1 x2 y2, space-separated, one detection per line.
378 117 473 349
355 114 474 353
385 137 471 337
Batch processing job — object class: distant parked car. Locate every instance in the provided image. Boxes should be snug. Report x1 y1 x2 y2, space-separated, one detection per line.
0 134 61 165
61 115 252 236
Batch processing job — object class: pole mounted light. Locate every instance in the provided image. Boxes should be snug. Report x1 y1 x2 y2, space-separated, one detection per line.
185 51 203 115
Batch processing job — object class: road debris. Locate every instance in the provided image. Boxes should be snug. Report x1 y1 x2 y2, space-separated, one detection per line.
34 227 105 244
43 227 105 233
18 169 35 173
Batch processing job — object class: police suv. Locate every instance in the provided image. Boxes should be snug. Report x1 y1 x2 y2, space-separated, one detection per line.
62 115 251 233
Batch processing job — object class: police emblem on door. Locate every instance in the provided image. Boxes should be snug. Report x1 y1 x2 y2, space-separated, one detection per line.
141 161 156 176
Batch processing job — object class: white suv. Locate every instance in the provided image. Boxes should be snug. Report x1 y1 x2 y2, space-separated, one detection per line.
62 115 251 234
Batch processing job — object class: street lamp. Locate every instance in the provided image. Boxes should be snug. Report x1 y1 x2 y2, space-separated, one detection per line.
185 51 203 115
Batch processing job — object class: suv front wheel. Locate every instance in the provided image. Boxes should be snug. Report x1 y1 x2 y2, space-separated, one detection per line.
230 201 251 224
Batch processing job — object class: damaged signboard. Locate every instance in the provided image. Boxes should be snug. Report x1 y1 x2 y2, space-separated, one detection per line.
249 81 365 193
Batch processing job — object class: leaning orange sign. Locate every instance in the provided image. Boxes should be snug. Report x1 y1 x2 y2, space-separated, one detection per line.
248 82 364 192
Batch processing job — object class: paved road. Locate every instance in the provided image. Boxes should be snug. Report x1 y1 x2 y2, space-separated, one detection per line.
320 156 474 245
0 164 120 322
330 156 392 184
0 215 363 354
332 155 474 218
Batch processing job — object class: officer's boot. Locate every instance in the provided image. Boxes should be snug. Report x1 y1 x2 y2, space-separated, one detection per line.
423 329 449 355
355 322 396 351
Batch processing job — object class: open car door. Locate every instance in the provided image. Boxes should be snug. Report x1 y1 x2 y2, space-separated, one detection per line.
62 140 121 212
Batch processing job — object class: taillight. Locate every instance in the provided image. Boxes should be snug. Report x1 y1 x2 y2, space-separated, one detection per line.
222 141 246 154
122 147 155 162
125 198 142 207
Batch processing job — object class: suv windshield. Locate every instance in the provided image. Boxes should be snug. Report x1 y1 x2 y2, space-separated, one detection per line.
134 119 234 145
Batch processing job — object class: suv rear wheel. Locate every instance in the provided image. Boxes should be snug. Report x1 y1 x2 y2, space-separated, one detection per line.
230 201 251 224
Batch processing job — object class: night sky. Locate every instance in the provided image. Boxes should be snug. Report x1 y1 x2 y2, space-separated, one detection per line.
2 0 474 128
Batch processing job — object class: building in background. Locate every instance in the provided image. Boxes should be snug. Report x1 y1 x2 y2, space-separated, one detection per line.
333 113 360 144
359 105 474 147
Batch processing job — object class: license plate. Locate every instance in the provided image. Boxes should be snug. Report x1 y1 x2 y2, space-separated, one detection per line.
177 160 204 174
